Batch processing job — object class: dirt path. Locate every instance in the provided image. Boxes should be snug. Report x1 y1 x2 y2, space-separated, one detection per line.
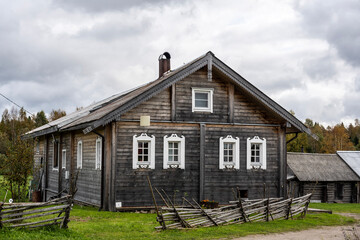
234 213 360 240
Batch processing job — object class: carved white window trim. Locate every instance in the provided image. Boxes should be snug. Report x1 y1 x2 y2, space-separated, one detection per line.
219 135 240 170
62 149 66 169
95 137 102 170
247 136 267 170
77 140 83 169
192 88 214 113
133 133 155 169
163 134 185 169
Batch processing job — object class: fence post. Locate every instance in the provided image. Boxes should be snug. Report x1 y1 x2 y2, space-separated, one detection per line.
60 195 72 229
0 202 3 229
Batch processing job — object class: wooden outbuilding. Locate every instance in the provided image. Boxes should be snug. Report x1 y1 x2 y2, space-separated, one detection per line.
287 152 360 203
25 52 313 210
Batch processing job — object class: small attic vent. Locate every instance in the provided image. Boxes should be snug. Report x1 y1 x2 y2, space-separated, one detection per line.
158 52 171 78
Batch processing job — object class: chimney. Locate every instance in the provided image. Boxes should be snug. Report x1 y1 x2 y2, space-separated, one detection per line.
158 52 171 78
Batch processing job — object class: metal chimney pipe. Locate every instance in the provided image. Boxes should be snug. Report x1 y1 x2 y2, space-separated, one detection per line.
158 52 171 78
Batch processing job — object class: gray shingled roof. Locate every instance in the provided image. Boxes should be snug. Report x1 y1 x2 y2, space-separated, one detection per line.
24 51 313 139
287 152 359 182
337 151 360 178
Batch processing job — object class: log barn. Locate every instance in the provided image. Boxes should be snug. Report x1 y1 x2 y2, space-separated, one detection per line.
25 51 313 210
287 152 360 203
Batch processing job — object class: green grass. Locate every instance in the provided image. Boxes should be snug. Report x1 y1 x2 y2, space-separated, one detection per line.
310 202 360 214
0 205 356 240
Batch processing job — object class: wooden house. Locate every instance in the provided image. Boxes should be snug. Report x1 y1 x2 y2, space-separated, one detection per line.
287 152 360 203
25 52 313 211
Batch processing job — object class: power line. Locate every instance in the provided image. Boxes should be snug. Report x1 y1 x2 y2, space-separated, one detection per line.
0 92 34 116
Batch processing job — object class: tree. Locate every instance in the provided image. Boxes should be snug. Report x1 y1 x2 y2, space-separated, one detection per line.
49 109 66 121
34 110 48 127
1 136 33 201
0 107 35 201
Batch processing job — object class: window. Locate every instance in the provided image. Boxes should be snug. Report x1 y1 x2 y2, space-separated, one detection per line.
335 183 344 200
95 138 102 170
77 140 83 169
219 135 240 169
53 141 59 170
163 134 185 169
62 149 66 169
192 88 213 112
246 136 267 170
133 133 155 169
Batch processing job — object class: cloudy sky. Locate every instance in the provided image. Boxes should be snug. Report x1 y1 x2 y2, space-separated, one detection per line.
0 0 359 126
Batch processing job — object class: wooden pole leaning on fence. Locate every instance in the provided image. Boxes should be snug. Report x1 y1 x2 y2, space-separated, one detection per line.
237 188 250 223
146 176 167 230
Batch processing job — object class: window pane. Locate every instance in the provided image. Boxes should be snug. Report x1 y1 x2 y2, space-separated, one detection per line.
169 156 173 162
174 149 178 155
173 142 178 148
195 99 208 108
195 92 208 100
169 142 173 148
228 156 233 162
138 156 142 162
143 155 148 162
143 142 148 148
169 149 173 155
144 149 148 154
174 156 178 162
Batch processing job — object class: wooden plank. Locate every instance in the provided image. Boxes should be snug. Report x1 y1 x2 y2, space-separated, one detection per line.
44 135 49 202
171 84 176 121
2 210 63 223
228 83 234 123
9 216 64 228
58 134 62 195
103 124 112 211
109 122 116 212
200 124 205 202
2 204 69 219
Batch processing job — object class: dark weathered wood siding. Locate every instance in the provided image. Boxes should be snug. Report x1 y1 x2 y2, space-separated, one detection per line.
115 122 200 207
203 125 280 202
73 132 102 206
295 181 356 203
121 88 171 121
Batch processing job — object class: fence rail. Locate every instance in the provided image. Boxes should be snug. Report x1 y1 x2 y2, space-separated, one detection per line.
155 193 312 229
0 195 72 229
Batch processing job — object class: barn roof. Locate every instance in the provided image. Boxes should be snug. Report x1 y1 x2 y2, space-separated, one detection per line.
337 151 360 178
23 51 314 139
287 152 359 182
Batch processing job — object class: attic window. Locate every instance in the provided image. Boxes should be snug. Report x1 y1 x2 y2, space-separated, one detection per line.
192 88 213 113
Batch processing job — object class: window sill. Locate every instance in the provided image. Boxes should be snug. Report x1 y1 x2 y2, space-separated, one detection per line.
52 168 59 171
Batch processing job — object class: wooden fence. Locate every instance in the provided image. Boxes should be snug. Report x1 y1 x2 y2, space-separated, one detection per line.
0 195 72 229
155 193 312 229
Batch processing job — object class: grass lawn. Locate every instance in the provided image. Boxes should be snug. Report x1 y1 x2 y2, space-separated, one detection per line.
0 204 357 240
310 202 360 214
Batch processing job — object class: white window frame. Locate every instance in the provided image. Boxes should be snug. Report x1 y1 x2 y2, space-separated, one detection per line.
133 133 155 169
77 140 83 169
192 87 214 113
219 135 240 169
163 134 185 169
247 136 267 170
95 138 102 170
62 149 66 169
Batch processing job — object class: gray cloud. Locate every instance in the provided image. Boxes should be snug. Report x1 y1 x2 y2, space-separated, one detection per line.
55 0 171 12
296 0 360 66
302 55 337 80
